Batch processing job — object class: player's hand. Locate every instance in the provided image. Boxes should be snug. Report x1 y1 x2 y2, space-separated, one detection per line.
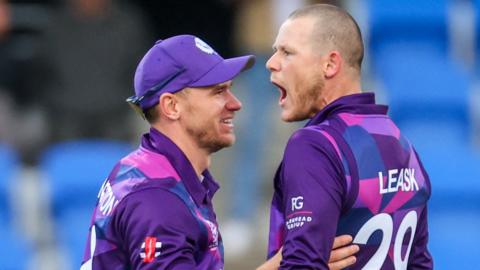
256 235 358 270
328 235 359 270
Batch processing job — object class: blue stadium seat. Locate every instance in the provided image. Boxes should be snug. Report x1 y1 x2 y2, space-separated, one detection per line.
367 1 469 132
40 139 132 269
0 144 18 219
368 0 451 67
0 144 32 269
0 223 31 270
471 0 480 69
428 204 480 270
377 46 471 140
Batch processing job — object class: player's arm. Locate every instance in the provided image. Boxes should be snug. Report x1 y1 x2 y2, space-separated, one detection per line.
113 187 199 269
279 129 348 269
407 206 433 269
407 150 433 269
256 235 359 270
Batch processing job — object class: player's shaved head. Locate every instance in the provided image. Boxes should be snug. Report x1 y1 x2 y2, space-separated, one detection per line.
288 4 364 71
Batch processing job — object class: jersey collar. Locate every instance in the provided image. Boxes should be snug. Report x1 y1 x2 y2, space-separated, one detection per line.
306 92 388 126
141 127 220 207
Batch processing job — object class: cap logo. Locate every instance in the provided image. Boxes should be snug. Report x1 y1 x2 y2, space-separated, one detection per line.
195 37 216 55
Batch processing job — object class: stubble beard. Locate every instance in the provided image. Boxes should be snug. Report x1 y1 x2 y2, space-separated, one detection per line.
182 100 232 154
186 124 232 154
288 76 325 122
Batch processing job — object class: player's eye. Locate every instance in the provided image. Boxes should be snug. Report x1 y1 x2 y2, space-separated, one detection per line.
214 86 228 94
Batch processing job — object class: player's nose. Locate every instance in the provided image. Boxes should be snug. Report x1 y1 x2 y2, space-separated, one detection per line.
225 90 242 111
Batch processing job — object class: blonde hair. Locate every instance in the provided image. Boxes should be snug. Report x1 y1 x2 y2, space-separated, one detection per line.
289 4 364 70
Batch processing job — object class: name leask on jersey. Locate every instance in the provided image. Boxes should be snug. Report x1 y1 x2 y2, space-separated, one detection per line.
378 168 419 194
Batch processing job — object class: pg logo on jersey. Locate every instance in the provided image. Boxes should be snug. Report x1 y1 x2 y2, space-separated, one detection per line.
140 237 162 263
291 196 304 211
286 196 313 230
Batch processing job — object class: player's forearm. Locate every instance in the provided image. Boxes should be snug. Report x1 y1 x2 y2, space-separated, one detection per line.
256 259 279 270
256 247 283 270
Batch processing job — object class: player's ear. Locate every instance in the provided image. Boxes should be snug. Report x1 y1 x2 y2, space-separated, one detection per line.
158 93 181 120
323 50 342 78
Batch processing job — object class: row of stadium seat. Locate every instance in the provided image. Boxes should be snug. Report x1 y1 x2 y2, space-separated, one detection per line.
0 145 32 270
0 141 133 269
368 0 480 70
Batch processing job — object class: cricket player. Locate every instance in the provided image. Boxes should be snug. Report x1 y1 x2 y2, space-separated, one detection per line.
80 35 358 269
263 4 433 270
80 35 254 269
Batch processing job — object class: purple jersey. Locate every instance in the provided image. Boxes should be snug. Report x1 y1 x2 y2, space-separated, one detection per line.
268 93 433 269
81 128 223 269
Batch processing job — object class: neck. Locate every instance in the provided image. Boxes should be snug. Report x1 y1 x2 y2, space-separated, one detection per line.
321 73 362 108
152 124 210 177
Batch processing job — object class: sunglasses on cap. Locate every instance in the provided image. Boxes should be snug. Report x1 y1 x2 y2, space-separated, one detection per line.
126 68 185 119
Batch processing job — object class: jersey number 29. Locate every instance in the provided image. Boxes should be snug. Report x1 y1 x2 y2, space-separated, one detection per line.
353 210 417 270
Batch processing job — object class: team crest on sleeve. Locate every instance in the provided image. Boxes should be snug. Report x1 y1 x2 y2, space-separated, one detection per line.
140 237 162 263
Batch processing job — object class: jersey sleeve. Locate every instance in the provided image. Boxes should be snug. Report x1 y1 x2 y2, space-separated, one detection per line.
408 206 434 269
406 149 433 269
279 128 347 270
112 187 200 269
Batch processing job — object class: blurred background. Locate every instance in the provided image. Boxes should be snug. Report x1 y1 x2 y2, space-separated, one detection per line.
0 0 479 269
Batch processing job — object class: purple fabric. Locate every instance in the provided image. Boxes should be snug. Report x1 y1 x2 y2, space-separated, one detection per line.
268 93 433 269
81 128 223 269
142 128 220 205
133 35 255 109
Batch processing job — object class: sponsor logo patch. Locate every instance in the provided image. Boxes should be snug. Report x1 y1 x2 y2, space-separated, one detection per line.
287 196 312 230
291 196 304 211
140 237 162 263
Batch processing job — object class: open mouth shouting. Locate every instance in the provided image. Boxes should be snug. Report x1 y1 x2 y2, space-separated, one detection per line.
272 81 287 106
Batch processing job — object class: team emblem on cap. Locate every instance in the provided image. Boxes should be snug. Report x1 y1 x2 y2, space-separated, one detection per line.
195 37 216 55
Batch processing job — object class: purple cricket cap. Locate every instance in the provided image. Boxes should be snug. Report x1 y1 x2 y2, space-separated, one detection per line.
130 35 256 110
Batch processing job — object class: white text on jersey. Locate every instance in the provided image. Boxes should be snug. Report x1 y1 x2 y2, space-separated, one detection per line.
378 168 419 194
